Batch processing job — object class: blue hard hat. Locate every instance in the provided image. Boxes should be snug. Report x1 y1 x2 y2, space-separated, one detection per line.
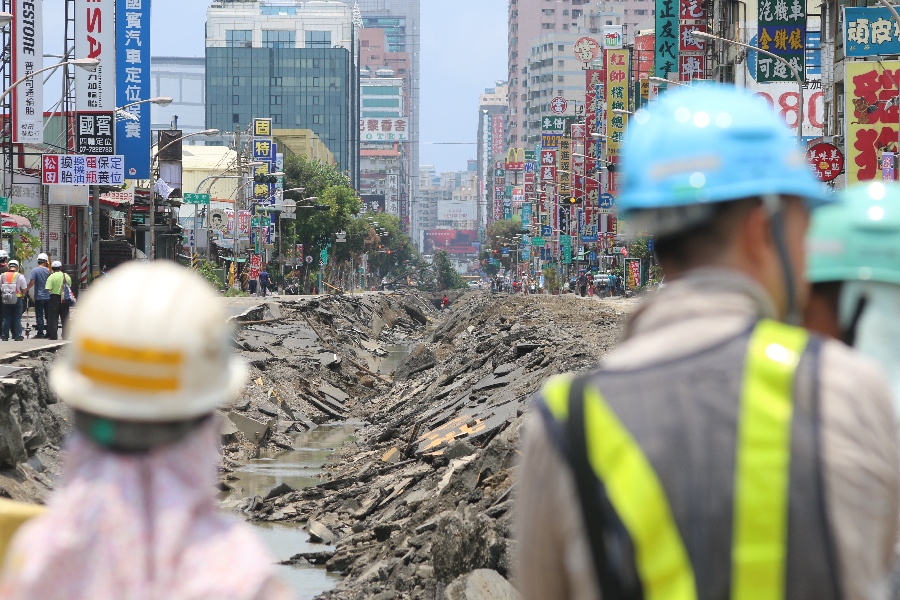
618 85 831 217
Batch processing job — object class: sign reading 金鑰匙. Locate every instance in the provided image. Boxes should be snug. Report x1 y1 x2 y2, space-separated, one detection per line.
359 118 409 141
77 111 115 155
757 0 806 83
41 155 125 185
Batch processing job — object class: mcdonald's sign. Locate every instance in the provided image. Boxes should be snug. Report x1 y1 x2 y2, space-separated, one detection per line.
506 148 525 171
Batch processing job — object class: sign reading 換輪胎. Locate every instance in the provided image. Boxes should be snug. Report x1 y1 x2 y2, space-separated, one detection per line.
41 155 125 185
116 0 151 179
757 0 805 83
13 0 43 144
844 7 900 57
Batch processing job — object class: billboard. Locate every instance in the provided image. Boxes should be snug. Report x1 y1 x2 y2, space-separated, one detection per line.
360 118 409 142
845 60 900 184
360 194 386 214
437 201 475 222
491 114 505 155
42 155 125 185
423 229 478 255
606 49 630 157
845 8 900 57
116 0 151 178
655 0 678 77
12 0 43 143
757 0 805 83
76 0 116 112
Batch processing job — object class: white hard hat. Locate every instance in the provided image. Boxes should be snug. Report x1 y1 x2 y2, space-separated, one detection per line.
8 260 19 268
0 251 9 259
50 261 246 422
37 253 48 261
51 261 62 268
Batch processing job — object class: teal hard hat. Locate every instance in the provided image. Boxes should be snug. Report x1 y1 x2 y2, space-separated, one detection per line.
807 181 900 285
618 85 831 222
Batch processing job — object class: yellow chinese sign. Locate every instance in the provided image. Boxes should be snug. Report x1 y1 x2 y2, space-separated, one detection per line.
253 118 272 137
845 60 900 184
606 49 630 158
558 137 572 196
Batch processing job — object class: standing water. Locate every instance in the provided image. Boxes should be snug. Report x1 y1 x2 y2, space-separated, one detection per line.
222 423 358 599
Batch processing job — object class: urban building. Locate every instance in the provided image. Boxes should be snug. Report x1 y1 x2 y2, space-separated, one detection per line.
204 0 360 184
149 57 206 142
476 83 509 235
359 143 405 216
273 129 336 163
507 0 612 146
336 0 420 212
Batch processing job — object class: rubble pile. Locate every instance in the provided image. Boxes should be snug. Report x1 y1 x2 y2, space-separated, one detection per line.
221 291 438 464
237 292 631 599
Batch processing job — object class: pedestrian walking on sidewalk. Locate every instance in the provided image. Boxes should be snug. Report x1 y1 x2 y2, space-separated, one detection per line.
0 262 292 600
45 262 72 341
517 86 900 600
258 268 270 297
27 254 51 338
0 261 27 341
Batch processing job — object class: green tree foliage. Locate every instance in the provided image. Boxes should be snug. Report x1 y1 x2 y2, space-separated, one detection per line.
283 155 351 200
365 212 419 278
433 250 466 290
9 204 41 261
479 217 523 270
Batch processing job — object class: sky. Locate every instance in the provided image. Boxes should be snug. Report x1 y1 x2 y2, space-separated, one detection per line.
41 0 508 174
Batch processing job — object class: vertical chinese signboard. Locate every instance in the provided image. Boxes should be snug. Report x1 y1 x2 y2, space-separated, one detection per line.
679 0 706 82
117 0 151 178
606 50 630 159
558 137 571 197
757 0 805 82
76 0 116 112
845 61 900 184
655 0 679 78
77 112 115 154
12 0 43 143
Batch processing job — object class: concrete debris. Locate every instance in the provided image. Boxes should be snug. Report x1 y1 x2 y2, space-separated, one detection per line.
227 291 632 599
309 519 338 544
444 569 522 600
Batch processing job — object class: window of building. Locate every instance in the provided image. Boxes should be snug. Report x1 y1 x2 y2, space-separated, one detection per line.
563 9 569 14
313 115 321 124
270 95 282 105
262 30 295 49
364 86 400 95
558 60 565 67
634 9 648 15
573 9 582 17
270 76 282 86
557 44 565 51
273 114 282 124
542 22 554 29
558 89 564 96
232 94 239 104
558 75 565 82
232 76 240 86
542 8 555 14
232 113 240 124
313 96 321 105
226 30 252 48
563 23 569 29
313 77 320 87
305 30 331 47
363 98 400 107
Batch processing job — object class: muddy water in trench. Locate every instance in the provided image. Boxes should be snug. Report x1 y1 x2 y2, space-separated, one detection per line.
223 343 415 598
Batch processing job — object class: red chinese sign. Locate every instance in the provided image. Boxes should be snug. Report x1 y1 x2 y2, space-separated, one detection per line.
846 61 900 183
806 143 844 182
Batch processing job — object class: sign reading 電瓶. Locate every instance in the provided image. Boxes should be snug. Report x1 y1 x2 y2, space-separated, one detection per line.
42 155 125 185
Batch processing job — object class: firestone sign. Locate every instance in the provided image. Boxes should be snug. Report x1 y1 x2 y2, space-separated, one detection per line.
12 0 43 143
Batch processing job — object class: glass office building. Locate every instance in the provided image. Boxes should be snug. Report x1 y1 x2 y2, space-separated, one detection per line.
206 46 355 174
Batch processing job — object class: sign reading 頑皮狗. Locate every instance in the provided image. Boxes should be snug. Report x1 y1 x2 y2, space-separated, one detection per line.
116 0 151 179
757 0 805 83
844 7 900 57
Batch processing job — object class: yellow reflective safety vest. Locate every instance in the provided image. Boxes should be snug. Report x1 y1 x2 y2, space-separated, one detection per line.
539 320 841 600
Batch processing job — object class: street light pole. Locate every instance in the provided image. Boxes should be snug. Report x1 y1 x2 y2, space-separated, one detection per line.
692 30 803 143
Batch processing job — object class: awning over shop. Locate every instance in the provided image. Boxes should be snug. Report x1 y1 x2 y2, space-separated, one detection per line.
2 213 31 229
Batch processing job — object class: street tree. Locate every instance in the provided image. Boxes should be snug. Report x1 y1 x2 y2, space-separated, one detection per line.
432 250 466 291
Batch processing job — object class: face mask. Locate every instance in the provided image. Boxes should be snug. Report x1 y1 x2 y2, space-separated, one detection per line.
840 281 900 412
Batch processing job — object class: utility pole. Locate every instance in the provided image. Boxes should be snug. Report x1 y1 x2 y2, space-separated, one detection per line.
91 185 100 279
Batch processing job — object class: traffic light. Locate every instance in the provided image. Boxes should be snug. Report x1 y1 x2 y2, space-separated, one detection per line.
254 173 278 184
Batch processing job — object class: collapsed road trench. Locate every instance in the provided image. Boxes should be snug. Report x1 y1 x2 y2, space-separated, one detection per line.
216 291 632 599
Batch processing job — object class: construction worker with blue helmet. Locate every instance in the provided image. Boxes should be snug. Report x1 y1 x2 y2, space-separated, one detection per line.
805 181 900 409
517 85 899 600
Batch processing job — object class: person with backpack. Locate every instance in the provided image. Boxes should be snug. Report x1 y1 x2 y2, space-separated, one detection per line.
26 254 51 339
1 260 27 341
45 261 73 341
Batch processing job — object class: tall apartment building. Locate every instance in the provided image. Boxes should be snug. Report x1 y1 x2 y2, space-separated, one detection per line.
476 82 509 236
338 0 420 206
205 0 359 183
507 0 612 147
